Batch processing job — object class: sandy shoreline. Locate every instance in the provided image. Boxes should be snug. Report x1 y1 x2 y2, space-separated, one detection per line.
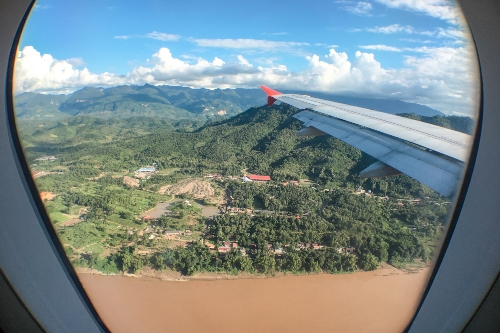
78 265 431 333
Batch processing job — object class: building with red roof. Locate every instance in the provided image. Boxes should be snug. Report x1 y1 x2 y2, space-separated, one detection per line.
246 174 271 182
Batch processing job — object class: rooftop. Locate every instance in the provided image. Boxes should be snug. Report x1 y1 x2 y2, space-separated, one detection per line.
247 174 271 181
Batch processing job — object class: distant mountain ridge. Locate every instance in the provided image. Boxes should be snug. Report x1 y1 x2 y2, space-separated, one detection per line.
15 84 445 121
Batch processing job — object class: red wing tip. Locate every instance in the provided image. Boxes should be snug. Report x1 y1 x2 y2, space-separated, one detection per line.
260 86 282 96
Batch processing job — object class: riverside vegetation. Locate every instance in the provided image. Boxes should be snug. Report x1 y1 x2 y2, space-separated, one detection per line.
17 93 474 277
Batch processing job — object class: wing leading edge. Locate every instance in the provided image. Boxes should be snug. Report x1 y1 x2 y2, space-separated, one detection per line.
260 86 473 197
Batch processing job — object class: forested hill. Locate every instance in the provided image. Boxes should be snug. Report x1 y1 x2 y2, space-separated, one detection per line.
15 84 446 121
26 103 472 199
26 103 470 276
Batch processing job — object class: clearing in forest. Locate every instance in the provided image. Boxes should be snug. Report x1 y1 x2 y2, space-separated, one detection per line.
123 176 140 188
158 178 215 199
40 192 57 201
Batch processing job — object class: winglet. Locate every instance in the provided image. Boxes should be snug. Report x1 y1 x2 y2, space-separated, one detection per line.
260 86 281 106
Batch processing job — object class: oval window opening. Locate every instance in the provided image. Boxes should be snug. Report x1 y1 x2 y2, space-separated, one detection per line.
13 1 480 332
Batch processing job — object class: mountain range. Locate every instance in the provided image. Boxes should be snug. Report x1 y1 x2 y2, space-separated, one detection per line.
14 84 445 121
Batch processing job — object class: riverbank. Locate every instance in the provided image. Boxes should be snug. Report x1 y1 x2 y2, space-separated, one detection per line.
78 265 430 333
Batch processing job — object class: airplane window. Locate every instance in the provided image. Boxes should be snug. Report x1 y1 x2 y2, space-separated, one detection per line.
12 0 479 332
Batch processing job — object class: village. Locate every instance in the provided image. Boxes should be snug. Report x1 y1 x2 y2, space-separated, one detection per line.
32 153 447 277
114 164 434 262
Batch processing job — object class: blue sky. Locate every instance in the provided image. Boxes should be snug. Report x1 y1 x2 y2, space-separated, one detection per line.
15 0 479 115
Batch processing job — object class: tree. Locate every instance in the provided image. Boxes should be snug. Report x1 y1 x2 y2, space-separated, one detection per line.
285 251 302 273
359 253 379 271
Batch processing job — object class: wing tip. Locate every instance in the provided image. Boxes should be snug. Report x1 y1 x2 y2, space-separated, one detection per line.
260 86 281 96
260 86 281 106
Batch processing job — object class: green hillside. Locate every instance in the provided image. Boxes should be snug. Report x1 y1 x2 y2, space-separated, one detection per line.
20 103 470 276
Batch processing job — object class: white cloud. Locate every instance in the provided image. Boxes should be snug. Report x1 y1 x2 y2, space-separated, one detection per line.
144 31 180 41
237 55 252 66
374 0 462 24
65 57 85 67
368 24 415 34
362 24 466 40
191 38 309 51
359 45 403 52
340 1 373 16
14 46 129 94
400 38 433 44
14 45 479 116
114 31 180 41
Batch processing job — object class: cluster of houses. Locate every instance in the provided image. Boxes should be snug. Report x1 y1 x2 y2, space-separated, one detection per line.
35 155 57 162
204 173 273 183
281 180 299 186
203 173 308 187
135 226 192 241
212 241 356 256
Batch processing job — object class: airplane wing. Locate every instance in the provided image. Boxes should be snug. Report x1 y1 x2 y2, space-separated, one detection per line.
260 86 473 197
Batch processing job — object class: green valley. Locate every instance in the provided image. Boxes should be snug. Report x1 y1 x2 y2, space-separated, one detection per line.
17 93 473 278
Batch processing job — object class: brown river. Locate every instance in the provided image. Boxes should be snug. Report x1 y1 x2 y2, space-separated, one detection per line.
78 265 430 333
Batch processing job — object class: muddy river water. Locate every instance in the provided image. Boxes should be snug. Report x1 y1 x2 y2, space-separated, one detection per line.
78 265 429 333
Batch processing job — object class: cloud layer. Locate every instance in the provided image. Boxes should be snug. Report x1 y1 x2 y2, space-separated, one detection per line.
374 0 462 24
14 45 479 116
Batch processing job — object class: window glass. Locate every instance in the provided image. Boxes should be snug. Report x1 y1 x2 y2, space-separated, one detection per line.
14 1 479 332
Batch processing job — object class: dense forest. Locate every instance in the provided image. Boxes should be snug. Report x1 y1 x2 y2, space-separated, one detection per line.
19 102 471 277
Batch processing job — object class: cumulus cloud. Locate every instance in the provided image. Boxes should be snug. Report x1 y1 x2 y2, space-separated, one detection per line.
14 46 129 94
374 0 462 24
14 45 479 116
65 57 85 67
359 45 403 52
114 31 180 41
191 38 309 51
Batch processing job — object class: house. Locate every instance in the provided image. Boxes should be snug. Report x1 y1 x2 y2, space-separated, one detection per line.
164 230 181 235
136 166 157 173
218 246 231 253
134 166 157 179
246 174 271 182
